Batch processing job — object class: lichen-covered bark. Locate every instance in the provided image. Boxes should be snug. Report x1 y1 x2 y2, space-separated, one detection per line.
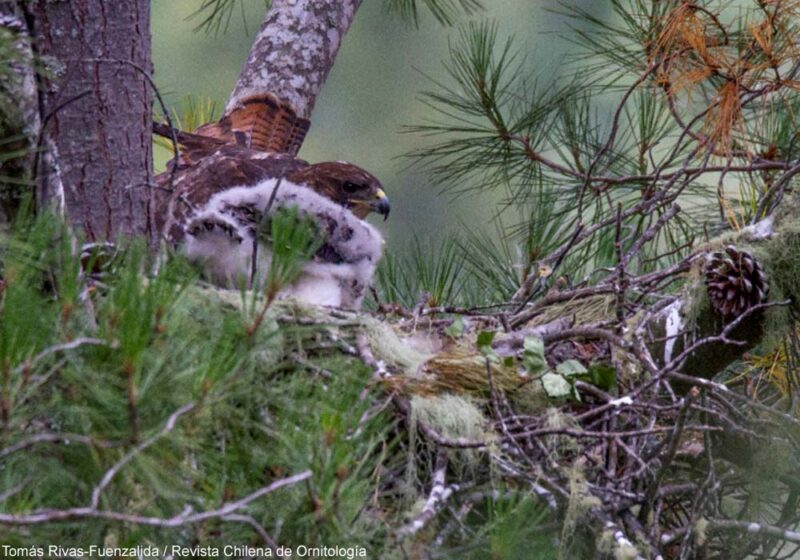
643 210 799 381
227 0 363 118
29 0 154 242
646 298 766 379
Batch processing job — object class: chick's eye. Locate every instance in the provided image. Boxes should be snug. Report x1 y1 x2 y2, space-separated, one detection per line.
343 181 361 194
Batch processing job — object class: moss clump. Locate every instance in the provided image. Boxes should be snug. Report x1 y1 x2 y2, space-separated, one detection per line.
175 285 284 363
758 225 800 348
363 316 432 374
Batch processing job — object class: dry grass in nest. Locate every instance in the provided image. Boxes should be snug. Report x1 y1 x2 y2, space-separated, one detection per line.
382 347 532 399
525 295 616 329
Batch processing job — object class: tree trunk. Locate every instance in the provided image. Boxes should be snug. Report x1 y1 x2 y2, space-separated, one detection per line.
227 0 363 119
27 0 154 242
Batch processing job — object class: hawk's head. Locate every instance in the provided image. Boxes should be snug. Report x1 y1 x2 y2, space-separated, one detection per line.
288 161 390 220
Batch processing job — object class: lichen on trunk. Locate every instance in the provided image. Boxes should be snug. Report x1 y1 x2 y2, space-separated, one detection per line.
226 0 363 118
644 195 800 380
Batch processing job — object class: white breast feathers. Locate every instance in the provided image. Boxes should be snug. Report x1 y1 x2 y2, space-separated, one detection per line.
181 178 384 310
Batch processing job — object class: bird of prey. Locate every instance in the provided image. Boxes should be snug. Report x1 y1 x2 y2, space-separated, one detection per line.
154 93 390 309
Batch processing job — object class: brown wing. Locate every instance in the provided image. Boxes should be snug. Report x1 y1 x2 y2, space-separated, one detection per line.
153 94 309 164
153 93 312 242
153 122 228 166
155 145 310 243
194 93 310 156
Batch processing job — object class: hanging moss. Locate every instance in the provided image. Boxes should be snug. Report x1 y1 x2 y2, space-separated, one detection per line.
681 272 712 332
409 394 493 474
559 460 603 560
362 316 431 374
541 407 581 458
645 201 800 382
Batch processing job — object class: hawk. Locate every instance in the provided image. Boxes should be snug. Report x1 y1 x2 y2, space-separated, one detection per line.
154 93 390 310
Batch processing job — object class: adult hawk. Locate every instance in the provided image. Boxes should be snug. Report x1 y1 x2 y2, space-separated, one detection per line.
155 93 390 310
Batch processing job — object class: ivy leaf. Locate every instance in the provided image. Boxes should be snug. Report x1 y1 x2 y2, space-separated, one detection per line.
541 372 571 398
445 316 465 339
477 330 496 348
522 336 547 374
477 330 499 361
588 363 617 392
556 359 587 378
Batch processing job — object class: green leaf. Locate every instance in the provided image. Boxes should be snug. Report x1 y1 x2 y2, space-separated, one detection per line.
588 363 617 392
477 330 499 361
556 359 587 378
477 330 496 348
541 372 571 398
522 336 547 374
445 316 465 339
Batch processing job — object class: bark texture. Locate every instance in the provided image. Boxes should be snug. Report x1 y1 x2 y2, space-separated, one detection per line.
227 0 363 118
29 0 154 242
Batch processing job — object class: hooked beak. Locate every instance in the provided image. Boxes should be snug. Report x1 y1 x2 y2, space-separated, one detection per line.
370 190 391 220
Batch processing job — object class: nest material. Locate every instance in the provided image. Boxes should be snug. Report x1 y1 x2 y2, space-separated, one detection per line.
524 295 616 328
704 245 768 318
383 348 520 397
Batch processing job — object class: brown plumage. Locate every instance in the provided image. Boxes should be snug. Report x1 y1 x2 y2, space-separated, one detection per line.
195 93 310 156
153 95 389 244
152 93 390 309
152 94 308 165
286 162 386 219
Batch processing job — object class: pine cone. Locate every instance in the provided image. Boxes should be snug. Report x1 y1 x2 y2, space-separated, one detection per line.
704 245 768 318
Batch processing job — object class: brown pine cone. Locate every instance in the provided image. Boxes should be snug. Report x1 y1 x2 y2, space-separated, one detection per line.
704 245 768 318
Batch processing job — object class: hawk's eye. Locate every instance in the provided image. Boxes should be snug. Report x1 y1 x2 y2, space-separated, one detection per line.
342 181 361 194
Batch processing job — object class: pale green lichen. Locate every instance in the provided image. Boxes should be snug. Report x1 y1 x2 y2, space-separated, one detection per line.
408 394 493 476
757 222 800 348
682 273 712 334
559 460 603 558
615 543 641 560
173 286 284 367
361 316 431 375
595 525 641 559
694 517 709 546
410 394 490 443
541 407 581 458
673 201 800 363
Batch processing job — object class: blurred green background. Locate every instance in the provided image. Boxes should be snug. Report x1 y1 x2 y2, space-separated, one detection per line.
151 1 607 252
